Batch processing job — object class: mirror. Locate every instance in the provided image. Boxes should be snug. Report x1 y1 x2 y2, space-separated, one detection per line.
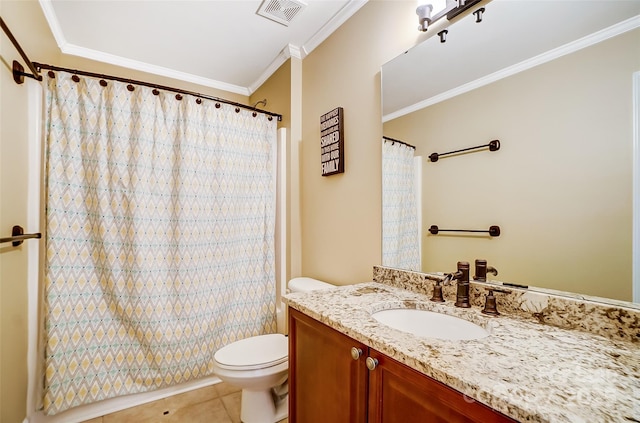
381 0 640 304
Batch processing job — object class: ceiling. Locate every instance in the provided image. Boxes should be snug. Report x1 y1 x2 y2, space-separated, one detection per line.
381 0 640 120
39 0 367 96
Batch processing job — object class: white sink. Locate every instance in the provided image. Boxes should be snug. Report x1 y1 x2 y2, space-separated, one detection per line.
371 308 490 341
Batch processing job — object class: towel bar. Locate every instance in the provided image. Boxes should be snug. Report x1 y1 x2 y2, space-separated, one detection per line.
428 225 500 237
0 225 41 247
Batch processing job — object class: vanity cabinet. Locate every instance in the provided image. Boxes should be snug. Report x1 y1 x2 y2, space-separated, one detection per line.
288 308 516 423
288 308 368 422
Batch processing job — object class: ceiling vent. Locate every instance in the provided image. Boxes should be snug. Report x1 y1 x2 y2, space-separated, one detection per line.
257 0 307 26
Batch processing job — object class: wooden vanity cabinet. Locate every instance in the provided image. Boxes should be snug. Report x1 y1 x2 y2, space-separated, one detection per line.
367 348 515 422
288 308 368 423
289 308 516 423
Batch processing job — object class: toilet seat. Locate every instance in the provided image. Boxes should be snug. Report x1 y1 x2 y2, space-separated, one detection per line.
214 333 288 371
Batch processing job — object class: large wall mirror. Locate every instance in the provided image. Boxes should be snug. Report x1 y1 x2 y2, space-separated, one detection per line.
381 0 640 305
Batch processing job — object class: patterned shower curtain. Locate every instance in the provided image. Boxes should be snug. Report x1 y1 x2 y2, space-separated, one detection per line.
382 139 421 271
42 71 278 414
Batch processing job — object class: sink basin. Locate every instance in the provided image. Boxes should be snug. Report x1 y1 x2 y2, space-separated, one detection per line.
371 308 490 341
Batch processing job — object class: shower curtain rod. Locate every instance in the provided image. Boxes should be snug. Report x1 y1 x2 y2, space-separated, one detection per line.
383 136 416 150
34 62 282 122
1 16 42 84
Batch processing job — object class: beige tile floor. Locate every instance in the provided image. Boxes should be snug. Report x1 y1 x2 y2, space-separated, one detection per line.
81 383 288 423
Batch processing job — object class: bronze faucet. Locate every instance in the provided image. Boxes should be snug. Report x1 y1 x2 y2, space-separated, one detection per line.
473 259 498 282
445 261 471 308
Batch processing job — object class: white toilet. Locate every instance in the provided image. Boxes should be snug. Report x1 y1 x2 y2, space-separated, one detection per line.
212 277 333 423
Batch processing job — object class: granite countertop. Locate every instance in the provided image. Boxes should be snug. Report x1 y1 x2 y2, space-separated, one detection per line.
284 282 640 423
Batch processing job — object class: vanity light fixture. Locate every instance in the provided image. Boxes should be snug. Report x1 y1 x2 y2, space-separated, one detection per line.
416 0 484 32
416 0 458 32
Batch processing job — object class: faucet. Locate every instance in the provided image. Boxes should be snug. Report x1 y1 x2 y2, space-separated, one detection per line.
473 259 498 282
445 261 471 308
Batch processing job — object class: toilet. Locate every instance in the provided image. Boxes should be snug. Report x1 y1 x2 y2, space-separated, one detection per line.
212 277 334 423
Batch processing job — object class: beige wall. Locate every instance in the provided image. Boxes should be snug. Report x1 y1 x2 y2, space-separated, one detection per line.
384 29 639 301
1 2 60 422
299 0 421 285
251 59 291 130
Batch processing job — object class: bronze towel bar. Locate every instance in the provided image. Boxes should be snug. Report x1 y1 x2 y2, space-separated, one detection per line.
0 225 42 247
429 139 500 162
428 225 501 237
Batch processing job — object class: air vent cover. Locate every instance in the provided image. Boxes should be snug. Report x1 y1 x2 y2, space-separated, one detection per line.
257 0 307 26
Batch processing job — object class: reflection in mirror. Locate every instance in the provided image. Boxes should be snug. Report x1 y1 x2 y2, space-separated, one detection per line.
381 137 421 271
381 0 640 304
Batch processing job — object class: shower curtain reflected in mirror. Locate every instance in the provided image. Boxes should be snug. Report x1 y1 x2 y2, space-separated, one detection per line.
382 138 421 271
42 71 278 415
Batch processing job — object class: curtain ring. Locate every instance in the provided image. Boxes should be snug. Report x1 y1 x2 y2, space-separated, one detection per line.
127 84 135 92
235 107 240 113
99 80 107 87
268 116 273 121
152 89 160 96
252 112 257 117
47 71 55 78
71 75 80 83
196 98 202 105
215 103 221 109
175 94 183 101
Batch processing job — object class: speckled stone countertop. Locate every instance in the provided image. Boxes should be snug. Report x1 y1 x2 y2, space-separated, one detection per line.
284 282 640 422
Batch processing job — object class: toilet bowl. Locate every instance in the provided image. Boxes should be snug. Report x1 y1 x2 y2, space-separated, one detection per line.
212 277 333 423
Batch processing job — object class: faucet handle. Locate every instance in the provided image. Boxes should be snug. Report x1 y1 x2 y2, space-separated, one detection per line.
430 279 445 303
481 288 510 316
442 271 461 285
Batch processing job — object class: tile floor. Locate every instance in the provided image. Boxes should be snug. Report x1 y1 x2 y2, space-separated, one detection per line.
81 383 288 423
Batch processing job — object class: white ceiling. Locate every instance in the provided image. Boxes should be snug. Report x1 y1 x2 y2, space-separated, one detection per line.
382 0 640 120
39 0 367 95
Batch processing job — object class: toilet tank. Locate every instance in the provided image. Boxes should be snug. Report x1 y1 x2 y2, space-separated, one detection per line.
278 277 334 335
288 277 334 293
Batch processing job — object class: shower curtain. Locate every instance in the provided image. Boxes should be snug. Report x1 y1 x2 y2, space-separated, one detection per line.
382 139 421 271
42 71 278 414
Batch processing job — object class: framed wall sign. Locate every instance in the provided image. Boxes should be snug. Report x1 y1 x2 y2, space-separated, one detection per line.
320 107 344 176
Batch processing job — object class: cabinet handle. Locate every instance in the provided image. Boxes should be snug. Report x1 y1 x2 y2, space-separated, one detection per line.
365 357 378 371
350 347 363 360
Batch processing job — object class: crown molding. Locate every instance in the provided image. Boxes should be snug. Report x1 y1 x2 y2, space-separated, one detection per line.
38 0 369 96
383 14 640 123
287 44 304 60
38 0 249 95
247 44 304 94
247 1 368 93
301 0 368 56
39 0 67 49
63 44 250 95
247 45 292 94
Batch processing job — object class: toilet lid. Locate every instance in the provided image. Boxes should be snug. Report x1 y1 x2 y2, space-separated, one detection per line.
214 333 288 370
288 277 333 293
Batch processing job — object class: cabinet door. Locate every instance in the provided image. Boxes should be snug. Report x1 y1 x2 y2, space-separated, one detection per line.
288 308 368 423
367 349 516 423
